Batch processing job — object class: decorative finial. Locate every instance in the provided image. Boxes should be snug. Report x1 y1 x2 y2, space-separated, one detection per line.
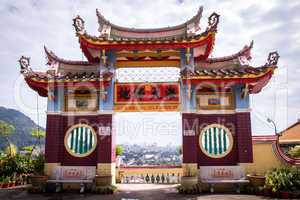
266 51 280 65
19 56 30 72
206 12 220 32
73 15 85 34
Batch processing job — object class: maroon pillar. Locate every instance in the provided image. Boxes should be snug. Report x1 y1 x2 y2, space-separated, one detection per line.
236 112 253 163
182 113 198 164
97 114 115 164
45 114 62 163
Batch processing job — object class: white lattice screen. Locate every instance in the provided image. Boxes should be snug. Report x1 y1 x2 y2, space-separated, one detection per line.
116 67 180 83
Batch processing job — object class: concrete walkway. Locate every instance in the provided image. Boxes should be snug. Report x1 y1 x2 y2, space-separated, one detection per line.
0 184 267 200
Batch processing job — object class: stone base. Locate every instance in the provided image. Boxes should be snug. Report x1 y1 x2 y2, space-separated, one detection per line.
97 163 116 185
178 176 201 194
95 175 113 186
181 176 198 188
182 163 198 177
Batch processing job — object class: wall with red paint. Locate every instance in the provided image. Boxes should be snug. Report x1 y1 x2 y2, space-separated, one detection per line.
182 112 253 167
45 114 114 166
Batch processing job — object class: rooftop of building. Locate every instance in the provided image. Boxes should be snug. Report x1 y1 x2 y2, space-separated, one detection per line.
279 120 300 144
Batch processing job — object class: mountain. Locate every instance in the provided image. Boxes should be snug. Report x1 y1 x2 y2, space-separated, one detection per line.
0 106 44 150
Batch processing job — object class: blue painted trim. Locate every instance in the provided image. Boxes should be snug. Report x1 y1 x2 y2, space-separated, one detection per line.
180 49 186 69
234 85 249 109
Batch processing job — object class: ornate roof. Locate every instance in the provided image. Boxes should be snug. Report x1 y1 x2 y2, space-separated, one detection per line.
181 51 280 94
18 56 113 97
44 47 101 73
19 6 280 97
73 8 220 42
205 41 253 63
194 41 253 69
96 6 203 40
22 71 113 97
72 7 220 63
77 30 216 63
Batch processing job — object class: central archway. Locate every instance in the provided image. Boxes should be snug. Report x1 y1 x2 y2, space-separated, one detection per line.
114 112 183 183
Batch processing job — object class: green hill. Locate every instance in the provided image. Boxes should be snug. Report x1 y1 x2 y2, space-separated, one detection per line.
0 106 44 150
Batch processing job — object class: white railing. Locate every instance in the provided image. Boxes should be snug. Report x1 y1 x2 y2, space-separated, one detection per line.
117 166 183 184
121 173 181 184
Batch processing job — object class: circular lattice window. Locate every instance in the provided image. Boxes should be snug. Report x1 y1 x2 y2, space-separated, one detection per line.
64 124 97 157
199 124 233 158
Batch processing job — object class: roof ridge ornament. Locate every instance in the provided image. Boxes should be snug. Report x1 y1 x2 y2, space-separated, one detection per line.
44 46 55 65
266 51 280 66
73 15 85 35
96 9 111 38
19 56 31 73
206 12 220 32
238 40 254 65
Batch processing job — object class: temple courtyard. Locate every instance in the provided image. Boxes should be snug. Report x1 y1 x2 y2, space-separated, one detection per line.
0 184 268 200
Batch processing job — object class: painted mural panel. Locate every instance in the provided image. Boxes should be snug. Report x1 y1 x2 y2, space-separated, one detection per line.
196 89 235 110
114 82 180 111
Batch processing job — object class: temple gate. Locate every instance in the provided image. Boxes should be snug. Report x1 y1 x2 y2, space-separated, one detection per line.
19 6 279 188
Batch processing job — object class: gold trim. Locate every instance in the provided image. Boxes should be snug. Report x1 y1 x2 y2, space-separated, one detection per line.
115 60 180 68
64 124 97 158
199 123 234 159
79 32 214 46
114 103 180 112
116 50 180 58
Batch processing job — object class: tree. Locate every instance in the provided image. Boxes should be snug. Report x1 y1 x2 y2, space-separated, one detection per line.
116 144 124 157
4 143 18 157
287 145 300 158
22 145 34 155
31 128 45 154
0 120 15 156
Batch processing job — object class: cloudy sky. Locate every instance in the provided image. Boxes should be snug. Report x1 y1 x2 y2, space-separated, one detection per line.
0 0 299 145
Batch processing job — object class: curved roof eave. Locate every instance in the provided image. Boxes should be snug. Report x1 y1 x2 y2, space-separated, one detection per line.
44 46 93 66
96 6 203 33
205 40 254 63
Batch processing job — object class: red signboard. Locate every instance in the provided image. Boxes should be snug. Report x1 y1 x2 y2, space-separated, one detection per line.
114 82 180 104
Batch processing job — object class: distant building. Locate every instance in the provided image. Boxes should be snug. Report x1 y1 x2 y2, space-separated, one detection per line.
279 120 300 152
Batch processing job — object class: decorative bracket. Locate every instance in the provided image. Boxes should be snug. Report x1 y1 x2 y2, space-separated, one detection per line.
206 12 220 32
73 15 85 35
185 48 191 65
266 51 280 66
101 49 107 65
241 84 249 99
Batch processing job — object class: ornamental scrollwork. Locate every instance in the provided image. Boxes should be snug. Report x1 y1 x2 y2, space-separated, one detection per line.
206 12 220 32
18 56 31 73
72 15 85 34
266 51 280 66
